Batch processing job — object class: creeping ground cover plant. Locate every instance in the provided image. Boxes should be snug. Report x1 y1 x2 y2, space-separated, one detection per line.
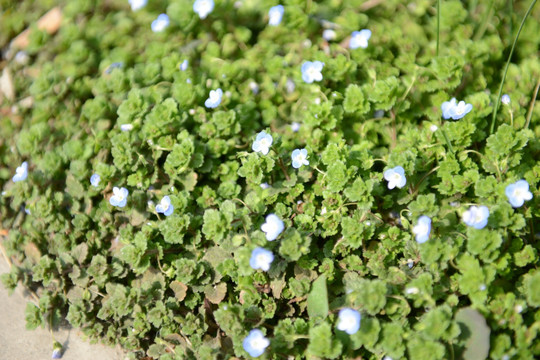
0 0 539 359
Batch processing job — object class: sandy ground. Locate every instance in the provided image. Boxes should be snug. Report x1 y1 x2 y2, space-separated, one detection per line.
0 256 123 360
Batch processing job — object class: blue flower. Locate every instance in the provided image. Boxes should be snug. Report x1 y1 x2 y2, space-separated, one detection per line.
193 0 214 19
350 29 371 49
301 61 324 84
462 205 489 229
180 59 189 71
337 308 361 335
105 62 123 74
128 0 147 11
291 148 309 169
501 94 511 105
291 122 301 132
205 88 223 108
120 123 133 131
505 180 533 208
383 166 406 189
90 173 101 187
323 29 336 41
261 214 284 241
156 195 174 216
252 131 273 155
413 215 431 243
441 98 472 120
109 187 129 208
12 161 28 182
268 5 284 26
242 329 270 358
151 14 170 33
249 247 274 271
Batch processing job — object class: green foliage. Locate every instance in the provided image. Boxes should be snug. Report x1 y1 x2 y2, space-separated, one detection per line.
1 0 539 359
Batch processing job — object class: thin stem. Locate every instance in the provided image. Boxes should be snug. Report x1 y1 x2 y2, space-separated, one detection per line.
440 127 454 154
525 77 540 129
490 0 538 134
473 0 495 41
277 157 291 181
436 0 441 57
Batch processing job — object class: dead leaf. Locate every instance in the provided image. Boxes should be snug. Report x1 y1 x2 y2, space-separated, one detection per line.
170 281 188 301
205 283 227 304
0 68 15 101
11 7 62 49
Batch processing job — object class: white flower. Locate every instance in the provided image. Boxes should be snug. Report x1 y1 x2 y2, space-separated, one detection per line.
180 59 189 71
155 195 174 216
430 124 438 132
120 123 133 131
350 29 372 49
109 187 129 208
151 14 170 33
323 29 336 41
337 308 361 335
242 329 270 357
249 81 259 94
260 183 270 189
441 98 473 120
383 166 406 189
286 78 296 93
268 5 284 26
205 88 223 108
193 0 214 19
301 61 324 84
90 174 101 187
249 247 274 271
441 98 457 119
321 207 327 215
501 94 510 105
12 161 28 182
405 287 419 295
291 148 309 169
261 214 284 241
462 205 489 229
291 122 301 132
505 180 533 208
413 215 432 243
252 131 273 155
128 0 147 11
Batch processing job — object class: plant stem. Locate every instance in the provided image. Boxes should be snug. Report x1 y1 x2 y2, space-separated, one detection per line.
525 77 540 129
440 126 454 154
436 0 441 57
490 0 537 134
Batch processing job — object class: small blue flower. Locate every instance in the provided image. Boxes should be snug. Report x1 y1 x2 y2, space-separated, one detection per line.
180 59 189 71
337 308 361 335
12 161 28 182
261 214 284 241
249 247 274 271
252 131 273 155
350 29 371 49
413 215 431 243
301 61 324 84
52 348 62 359
156 195 174 216
505 180 533 208
151 14 170 33
291 122 301 132
128 0 147 11
120 123 133 131
462 205 489 229
109 187 129 208
501 94 511 105
441 98 472 120
105 62 123 74
205 88 223 108
242 329 270 357
193 0 214 19
323 29 336 41
268 5 284 26
291 148 309 169
90 173 101 187
383 166 406 189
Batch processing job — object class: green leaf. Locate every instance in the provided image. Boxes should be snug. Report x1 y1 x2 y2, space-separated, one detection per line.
307 275 329 320
455 308 490 360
